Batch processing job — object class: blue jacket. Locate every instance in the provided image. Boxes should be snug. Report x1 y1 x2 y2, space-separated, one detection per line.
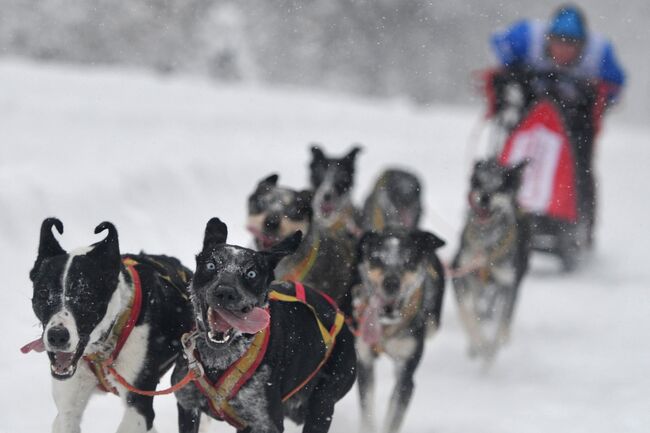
491 20 625 101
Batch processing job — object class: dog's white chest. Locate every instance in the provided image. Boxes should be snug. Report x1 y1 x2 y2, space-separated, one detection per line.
107 324 150 393
383 336 418 360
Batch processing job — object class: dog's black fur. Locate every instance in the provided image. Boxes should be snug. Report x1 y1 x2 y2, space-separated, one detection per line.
29 218 194 432
354 229 445 433
173 218 357 433
361 169 423 231
452 158 530 362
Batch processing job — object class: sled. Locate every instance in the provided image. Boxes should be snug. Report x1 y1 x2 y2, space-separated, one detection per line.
481 68 608 270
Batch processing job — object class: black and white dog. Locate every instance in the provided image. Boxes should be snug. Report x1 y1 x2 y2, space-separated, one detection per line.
27 218 194 432
361 169 423 232
354 229 445 433
309 145 362 235
173 218 357 433
452 158 530 362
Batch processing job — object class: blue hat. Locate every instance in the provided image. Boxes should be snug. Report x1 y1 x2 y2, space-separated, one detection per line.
549 5 587 40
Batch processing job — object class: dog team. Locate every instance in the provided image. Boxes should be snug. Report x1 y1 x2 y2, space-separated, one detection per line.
23 145 531 433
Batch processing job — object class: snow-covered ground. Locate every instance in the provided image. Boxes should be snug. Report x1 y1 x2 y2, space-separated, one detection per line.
1 59 648 433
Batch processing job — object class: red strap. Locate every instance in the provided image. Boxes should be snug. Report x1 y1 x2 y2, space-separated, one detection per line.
315 289 338 311
105 363 196 397
111 262 143 361
291 281 340 312
294 281 306 302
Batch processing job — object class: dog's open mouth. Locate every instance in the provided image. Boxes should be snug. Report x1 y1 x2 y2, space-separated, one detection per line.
475 207 492 221
259 236 280 250
320 202 337 217
398 208 416 228
206 306 270 345
247 225 282 250
379 303 402 324
49 351 79 379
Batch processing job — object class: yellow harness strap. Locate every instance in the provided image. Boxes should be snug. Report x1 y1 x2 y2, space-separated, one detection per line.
193 328 269 429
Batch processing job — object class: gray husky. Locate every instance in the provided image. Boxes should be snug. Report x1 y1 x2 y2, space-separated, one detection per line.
452 158 530 363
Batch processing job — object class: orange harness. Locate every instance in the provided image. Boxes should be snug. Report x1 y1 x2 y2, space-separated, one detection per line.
184 282 346 429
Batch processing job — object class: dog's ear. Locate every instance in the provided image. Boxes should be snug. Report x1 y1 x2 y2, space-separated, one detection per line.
257 174 279 191
344 145 362 163
504 160 528 191
30 218 65 281
90 222 120 256
357 231 380 262
296 190 314 220
310 145 325 162
88 222 122 276
263 231 303 269
203 218 228 252
411 230 446 256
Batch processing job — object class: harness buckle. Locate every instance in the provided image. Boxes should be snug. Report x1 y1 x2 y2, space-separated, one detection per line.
181 331 204 378
187 356 204 378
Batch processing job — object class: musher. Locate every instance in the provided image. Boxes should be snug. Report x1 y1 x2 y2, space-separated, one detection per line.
487 4 626 251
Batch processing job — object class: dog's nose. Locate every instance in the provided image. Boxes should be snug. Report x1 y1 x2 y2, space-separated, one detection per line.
383 275 401 295
212 285 243 309
264 214 281 232
323 192 332 202
47 326 70 349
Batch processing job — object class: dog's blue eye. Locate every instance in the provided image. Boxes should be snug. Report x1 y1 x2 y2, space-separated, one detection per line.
246 270 257 279
206 263 216 271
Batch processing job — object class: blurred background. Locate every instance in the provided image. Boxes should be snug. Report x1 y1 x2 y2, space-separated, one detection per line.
1 0 647 121
1 1 649 432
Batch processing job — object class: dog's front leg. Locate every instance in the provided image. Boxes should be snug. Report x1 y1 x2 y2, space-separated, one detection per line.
383 341 423 433
356 343 376 433
302 388 337 433
177 403 201 433
491 268 519 345
453 276 485 355
51 362 97 433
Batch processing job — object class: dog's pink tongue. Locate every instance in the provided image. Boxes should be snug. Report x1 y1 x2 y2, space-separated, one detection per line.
20 337 45 354
360 298 383 346
215 307 270 334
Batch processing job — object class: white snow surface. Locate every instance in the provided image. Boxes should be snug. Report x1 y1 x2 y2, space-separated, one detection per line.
1 59 649 433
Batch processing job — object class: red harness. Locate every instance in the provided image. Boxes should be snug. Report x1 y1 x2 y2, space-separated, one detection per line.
84 257 143 394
